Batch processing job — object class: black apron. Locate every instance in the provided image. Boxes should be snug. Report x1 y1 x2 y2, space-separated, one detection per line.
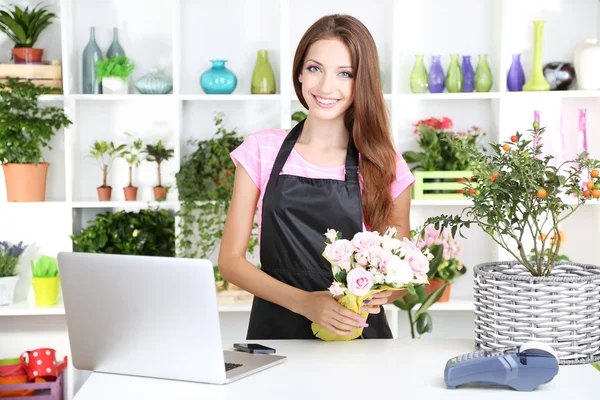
246 119 393 340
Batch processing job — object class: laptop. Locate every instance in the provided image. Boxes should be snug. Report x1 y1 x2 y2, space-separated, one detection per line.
57 252 286 384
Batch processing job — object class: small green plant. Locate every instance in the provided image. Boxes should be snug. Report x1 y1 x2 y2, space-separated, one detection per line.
0 3 57 48
88 140 126 188
120 133 143 188
0 241 26 277
95 55 135 82
144 140 174 188
31 255 58 277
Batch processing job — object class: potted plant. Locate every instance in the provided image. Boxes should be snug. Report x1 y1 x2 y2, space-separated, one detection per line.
144 139 174 201
0 241 26 306
30 255 59 307
0 4 57 63
120 133 143 201
95 55 135 94
88 140 125 201
424 121 600 364
0 78 71 202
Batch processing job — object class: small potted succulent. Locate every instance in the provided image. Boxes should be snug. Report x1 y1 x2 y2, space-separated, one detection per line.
0 241 27 306
119 133 143 201
144 140 174 200
30 255 59 307
95 55 135 94
88 140 125 201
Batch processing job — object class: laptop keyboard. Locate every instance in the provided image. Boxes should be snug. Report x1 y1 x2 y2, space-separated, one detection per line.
225 362 243 371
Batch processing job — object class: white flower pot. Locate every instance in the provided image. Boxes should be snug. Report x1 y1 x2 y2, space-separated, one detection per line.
573 38 600 90
0 276 19 306
102 77 129 94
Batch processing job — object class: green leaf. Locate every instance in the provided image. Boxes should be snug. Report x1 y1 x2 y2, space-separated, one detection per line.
406 284 416 295
414 283 448 321
416 312 433 335
592 362 600 372
426 244 444 279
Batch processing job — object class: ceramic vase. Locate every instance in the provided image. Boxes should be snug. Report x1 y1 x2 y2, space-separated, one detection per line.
106 28 125 58
474 54 493 92
409 54 428 93
251 50 276 94
461 55 474 92
523 21 550 91
445 54 463 93
428 55 445 93
200 60 237 94
135 69 173 94
507 54 526 91
82 27 103 94
574 39 600 90
102 77 128 94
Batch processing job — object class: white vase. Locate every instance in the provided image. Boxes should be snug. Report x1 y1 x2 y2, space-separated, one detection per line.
0 276 19 306
573 38 600 90
102 77 128 94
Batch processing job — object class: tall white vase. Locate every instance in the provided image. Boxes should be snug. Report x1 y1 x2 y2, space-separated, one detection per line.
573 2 600 89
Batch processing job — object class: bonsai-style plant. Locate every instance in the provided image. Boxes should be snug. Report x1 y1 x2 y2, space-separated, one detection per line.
0 240 27 306
88 140 125 201
95 55 135 94
0 78 71 202
0 3 57 63
119 133 143 201
30 255 59 307
144 139 174 201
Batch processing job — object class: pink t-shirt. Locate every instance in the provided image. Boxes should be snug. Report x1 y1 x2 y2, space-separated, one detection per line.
229 129 416 240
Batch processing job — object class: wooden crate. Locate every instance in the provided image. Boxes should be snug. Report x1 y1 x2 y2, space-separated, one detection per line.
412 170 476 200
0 60 62 89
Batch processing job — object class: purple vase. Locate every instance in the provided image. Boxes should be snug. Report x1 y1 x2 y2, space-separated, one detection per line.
428 55 445 93
507 54 525 91
461 55 474 92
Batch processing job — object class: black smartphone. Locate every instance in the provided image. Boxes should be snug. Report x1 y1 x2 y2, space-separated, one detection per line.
233 343 276 354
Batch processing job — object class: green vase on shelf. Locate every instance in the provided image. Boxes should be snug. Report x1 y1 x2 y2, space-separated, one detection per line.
251 50 276 94
523 20 550 91
474 54 493 92
409 54 428 93
445 54 463 93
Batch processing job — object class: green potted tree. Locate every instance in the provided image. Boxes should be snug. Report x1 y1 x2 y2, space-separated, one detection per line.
119 133 143 201
0 240 27 306
95 55 135 94
88 140 125 201
144 140 174 201
0 78 71 202
0 4 57 63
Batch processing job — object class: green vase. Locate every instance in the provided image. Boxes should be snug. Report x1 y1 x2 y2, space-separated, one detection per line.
474 54 493 92
523 20 550 91
446 54 463 93
409 54 429 93
251 50 276 94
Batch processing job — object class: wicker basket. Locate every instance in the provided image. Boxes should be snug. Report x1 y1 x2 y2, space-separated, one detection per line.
473 261 600 365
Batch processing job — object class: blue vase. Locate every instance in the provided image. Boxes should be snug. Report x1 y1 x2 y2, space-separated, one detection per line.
135 69 173 94
507 54 525 91
200 60 237 94
106 28 125 58
461 55 475 92
428 55 445 93
82 27 103 94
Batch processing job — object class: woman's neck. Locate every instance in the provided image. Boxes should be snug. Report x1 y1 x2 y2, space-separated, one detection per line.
298 114 349 150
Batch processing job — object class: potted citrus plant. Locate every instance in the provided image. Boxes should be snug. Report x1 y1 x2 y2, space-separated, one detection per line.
88 140 125 201
0 241 26 306
30 255 59 307
95 55 135 94
0 78 71 202
424 121 600 365
119 133 143 201
144 139 174 200
0 3 57 63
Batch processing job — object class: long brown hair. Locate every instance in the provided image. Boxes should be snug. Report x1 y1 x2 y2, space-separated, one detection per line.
292 14 397 233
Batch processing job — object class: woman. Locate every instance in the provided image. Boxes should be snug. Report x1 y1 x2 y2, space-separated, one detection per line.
218 14 415 340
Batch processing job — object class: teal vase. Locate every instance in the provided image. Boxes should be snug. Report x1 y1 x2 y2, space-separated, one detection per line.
82 27 103 94
106 28 125 58
251 50 276 94
135 69 173 94
200 60 237 94
446 54 463 93
409 54 428 93
474 54 493 92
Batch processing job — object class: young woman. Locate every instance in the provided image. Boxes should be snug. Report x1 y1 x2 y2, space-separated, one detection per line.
218 14 415 340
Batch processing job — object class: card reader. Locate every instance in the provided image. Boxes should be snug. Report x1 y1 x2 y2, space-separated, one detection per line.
444 341 559 391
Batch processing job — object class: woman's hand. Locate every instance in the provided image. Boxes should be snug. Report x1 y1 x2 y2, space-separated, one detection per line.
361 289 407 314
298 291 368 336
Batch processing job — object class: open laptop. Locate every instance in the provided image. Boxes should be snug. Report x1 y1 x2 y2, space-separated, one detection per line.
57 252 286 384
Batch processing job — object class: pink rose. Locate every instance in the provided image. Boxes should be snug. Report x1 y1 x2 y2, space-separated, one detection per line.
401 237 418 251
339 257 352 272
329 282 346 296
346 267 374 296
355 250 370 266
406 249 430 275
325 229 338 243
324 239 354 263
351 232 381 251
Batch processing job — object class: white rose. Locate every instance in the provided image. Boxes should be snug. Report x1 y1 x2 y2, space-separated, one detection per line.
324 239 354 263
382 236 402 252
325 229 338 243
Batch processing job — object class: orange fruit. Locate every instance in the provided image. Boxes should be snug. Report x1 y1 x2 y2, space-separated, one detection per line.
583 189 590 197
469 188 476 195
587 181 595 189
537 188 547 198
511 135 518 143
593 189 600 198
490 172 498 182
502 144 510 152
591 169 599 178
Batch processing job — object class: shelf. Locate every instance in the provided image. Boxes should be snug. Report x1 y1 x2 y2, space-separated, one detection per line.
71 201 178 209
180 94 281 101
426 298 475 311
502 90 600 99
411 199 472 206
398 92 500 100
0 301 66 316
69 94 175 101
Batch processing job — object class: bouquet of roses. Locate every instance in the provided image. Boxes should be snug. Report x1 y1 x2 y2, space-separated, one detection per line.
311 227 433 341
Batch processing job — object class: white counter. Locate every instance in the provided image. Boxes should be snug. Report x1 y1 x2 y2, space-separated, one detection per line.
73 339 597 399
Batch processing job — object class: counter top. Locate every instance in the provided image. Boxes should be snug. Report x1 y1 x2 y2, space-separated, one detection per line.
73 339 597 399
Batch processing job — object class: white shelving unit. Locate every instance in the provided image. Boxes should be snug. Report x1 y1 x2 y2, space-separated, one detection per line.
1 1 600 398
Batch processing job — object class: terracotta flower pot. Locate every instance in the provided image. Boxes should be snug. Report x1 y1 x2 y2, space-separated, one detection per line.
153 186 168 201
123 186 138 201
2 163 49 202
97 186 112 201
424 279 451 302
12 48 43 64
